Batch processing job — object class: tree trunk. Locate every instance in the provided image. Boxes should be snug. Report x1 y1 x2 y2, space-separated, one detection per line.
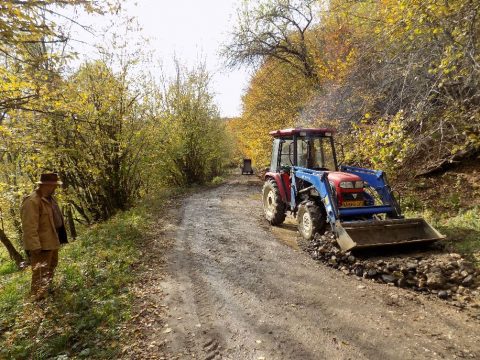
66 205 77 240
0 228 25 269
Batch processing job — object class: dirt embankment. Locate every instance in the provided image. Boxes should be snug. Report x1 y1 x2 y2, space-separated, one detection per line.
122 177 480 359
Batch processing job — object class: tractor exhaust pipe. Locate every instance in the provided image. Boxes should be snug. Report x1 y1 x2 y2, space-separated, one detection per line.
335 218 446 252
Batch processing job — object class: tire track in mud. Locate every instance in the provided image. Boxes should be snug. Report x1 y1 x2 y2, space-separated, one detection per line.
188 267 225 360
163 198 226 359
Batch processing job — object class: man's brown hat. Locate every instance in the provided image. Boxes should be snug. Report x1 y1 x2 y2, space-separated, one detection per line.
36 173 63 185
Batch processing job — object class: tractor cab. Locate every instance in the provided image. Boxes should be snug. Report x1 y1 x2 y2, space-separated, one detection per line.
263 127 445 251
269 128 338 172
267 128 366 210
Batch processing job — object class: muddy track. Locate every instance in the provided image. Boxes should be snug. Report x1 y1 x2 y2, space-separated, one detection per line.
154 178 480 359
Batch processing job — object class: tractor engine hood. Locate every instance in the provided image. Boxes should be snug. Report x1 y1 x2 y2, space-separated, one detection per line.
326 171 365 208
326 171 362 186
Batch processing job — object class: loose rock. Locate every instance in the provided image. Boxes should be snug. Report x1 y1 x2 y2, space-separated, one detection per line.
426 272 447 290
438 291 449 299
381 274 396 283
303 232 480 305
462 275 474 287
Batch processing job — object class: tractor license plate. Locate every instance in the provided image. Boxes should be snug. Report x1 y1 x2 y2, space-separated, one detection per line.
342 200 364 207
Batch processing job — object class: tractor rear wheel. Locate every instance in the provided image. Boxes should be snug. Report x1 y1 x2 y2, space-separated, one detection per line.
297 201 327 241
262 179 286 225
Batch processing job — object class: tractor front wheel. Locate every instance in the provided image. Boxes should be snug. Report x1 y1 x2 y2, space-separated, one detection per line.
262 179 286 225
297 201 327 241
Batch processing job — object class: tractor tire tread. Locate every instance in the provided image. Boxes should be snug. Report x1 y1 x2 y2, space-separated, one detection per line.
297 200 327 241
262 179 286 226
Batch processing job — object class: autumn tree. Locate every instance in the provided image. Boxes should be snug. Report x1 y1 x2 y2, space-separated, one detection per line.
224 0 354 166
237 58 317 166
317 0 480 173
0 0 119 266
223 0 320 82
0 0 117 113
152 63 233 186
229 0 480 175
35 60 154 222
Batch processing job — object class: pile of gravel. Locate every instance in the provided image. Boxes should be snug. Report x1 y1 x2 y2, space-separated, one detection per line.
305 233 480 308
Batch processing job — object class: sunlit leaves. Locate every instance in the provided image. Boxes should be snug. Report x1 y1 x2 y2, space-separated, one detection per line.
0 0 118 113
151 63 233 186
236 58 316 166
231 0 479 173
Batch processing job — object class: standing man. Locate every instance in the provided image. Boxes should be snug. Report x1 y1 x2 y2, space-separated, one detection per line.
21 173 68 300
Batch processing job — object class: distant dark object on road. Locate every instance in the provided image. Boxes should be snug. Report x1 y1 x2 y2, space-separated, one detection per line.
241 159 254 175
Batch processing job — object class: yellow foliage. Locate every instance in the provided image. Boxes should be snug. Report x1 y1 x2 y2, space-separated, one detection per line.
344 113 414 176
237 59 316 166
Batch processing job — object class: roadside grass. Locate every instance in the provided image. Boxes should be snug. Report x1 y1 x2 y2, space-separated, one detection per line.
405 206 480 265
0 248 18 276
210 176 226 186
437 207 480 262
0 188 186 359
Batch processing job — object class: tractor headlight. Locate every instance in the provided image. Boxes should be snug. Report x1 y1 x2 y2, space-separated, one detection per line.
340 181 354 189
354 181 364 188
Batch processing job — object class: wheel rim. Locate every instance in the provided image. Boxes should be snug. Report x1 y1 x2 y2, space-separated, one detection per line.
301 212 312 236
264 190 275 217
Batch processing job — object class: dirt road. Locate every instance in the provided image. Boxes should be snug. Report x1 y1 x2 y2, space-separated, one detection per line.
141 178 480 359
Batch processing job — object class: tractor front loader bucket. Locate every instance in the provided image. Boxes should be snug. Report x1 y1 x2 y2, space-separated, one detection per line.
335 218 446 252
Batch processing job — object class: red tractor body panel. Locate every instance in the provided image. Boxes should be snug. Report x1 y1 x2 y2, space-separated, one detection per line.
265 171 291 203
326 172 364 207
267 170 363 207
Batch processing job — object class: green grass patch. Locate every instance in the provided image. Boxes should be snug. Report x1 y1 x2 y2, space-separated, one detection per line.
0 258 18 276
0 243 23 276
210 176 226 186
0 188 186 359
406 206 480 265
437 207 480 260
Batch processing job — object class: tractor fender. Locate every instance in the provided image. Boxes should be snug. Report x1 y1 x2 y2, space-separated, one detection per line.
265 172 291 203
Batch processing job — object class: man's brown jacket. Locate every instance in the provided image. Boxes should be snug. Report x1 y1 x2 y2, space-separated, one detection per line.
21 190 60 251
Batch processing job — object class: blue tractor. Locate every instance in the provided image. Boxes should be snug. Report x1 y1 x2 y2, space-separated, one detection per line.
263 128 445 251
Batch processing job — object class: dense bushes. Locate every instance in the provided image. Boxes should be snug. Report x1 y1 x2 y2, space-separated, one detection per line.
150 64 234 187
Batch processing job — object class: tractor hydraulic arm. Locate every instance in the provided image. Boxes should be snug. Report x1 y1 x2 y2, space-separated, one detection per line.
290 167 339 225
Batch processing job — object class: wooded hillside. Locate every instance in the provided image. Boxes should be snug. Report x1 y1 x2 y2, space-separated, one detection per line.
226 0 480 180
